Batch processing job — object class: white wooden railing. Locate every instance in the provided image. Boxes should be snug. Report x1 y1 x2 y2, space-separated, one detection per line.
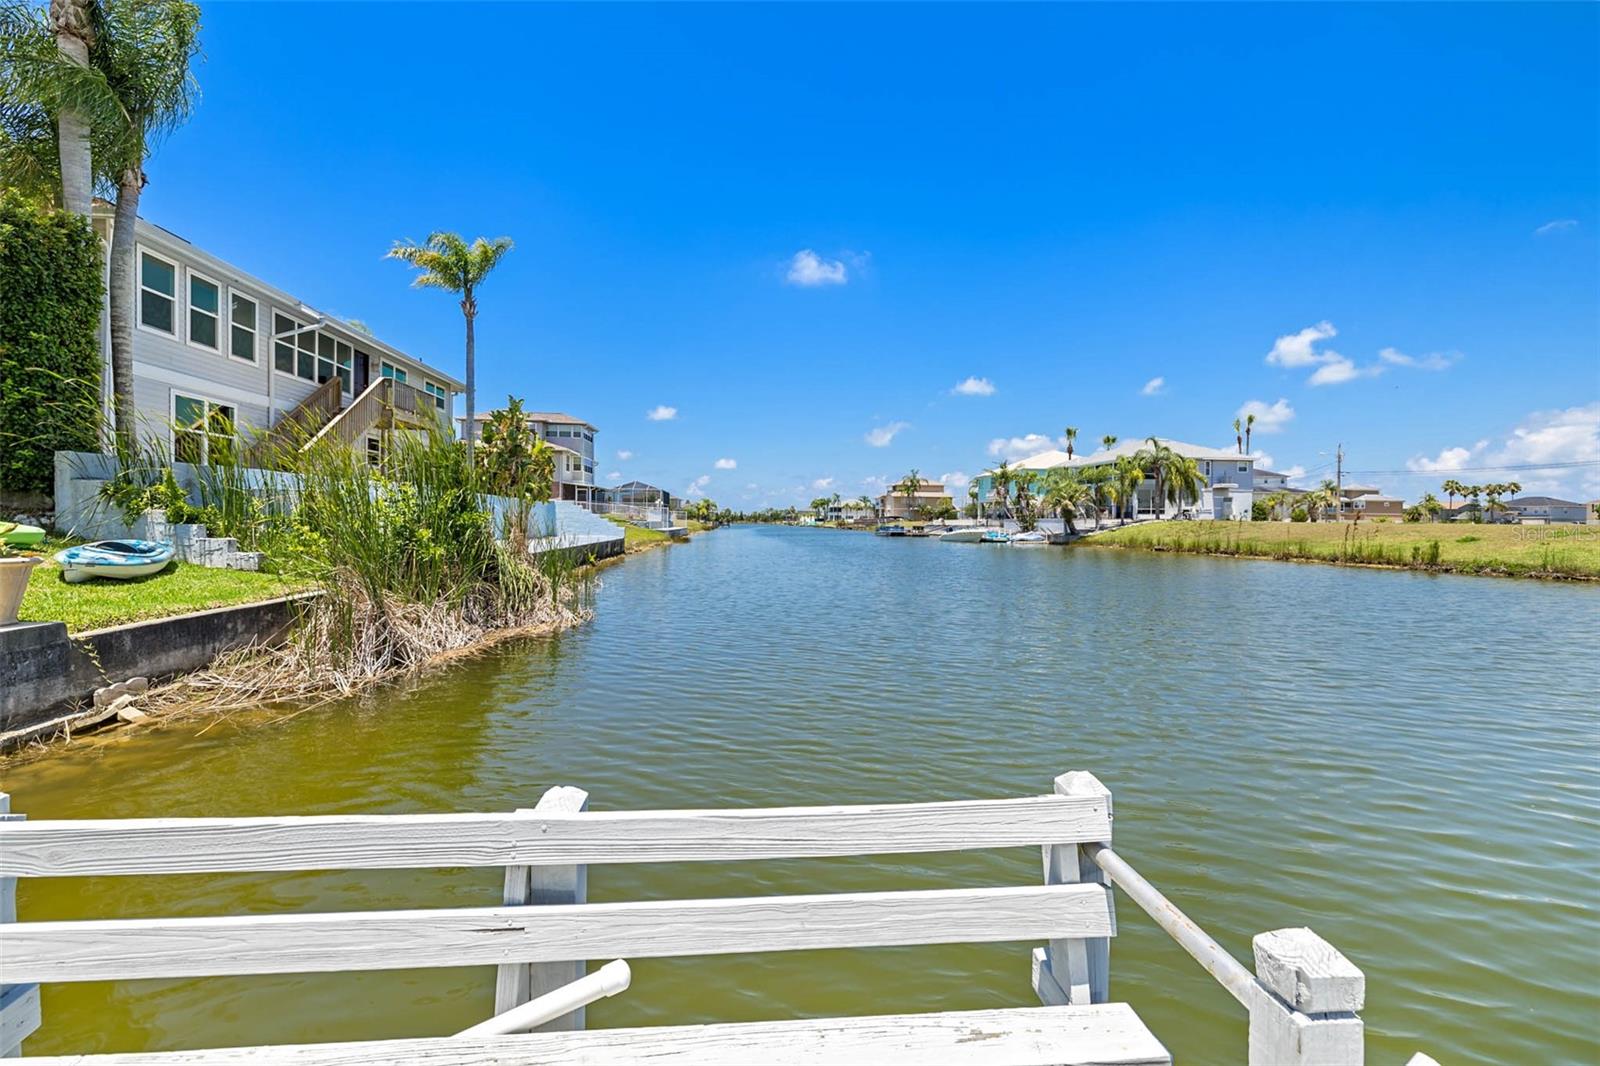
0 775 1429 1064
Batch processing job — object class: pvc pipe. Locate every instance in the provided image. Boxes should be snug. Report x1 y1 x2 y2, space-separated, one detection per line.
1084 844 1260 1009
456 959 632 1037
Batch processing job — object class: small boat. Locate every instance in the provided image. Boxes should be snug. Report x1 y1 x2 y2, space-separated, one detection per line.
874 524 909 537
1010 530 1049 545
54 539 175 584
979 529 1012 544
0 522 45 548
938 528 985 543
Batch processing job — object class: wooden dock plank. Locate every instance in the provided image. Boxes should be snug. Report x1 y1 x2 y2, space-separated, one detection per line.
21 1004 1169 1065
0 794 1111 877
0 884 1115 984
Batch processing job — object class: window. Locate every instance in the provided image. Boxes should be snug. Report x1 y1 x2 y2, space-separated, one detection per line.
366 435 384 468
1238 464 1249 473
230 292 257 362
422 381 447 410
316 334 353 392
380 362 407 384
273 312 352 392
173 394 236 466
139 250 177 334
188 272 220 351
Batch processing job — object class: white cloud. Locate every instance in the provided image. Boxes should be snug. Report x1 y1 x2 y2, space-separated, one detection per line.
686 474 712 497
1535 219 1578 236
1266 321 1338 368
646 405 677 421
1236 399 1295 434
606 470 621 480
952 376 996 397
864 421 910 447
1281 465 1307 483
940 471 970 488
1308 356 1384 386
785 249 848 287
987 433 1058 459
1405 403 1600 497
860 474 890 490
811 477 835 490
714 457 737 470
616 449 634 460
1250 452 1275 471
1378 346 1458 371
1140 376 1165 396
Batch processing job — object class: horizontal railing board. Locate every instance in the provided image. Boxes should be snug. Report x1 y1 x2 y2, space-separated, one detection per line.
22 1004 1169 1065
0 794 1111 878
1 883 1115 984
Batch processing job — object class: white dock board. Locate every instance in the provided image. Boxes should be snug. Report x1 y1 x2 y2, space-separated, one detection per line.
0 794 1111 877
21 1004 1170 1065
2 883 1114 984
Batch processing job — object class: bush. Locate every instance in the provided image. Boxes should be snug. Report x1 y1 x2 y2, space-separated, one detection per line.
0 192 103 500
1290 507 1309 522
1251 499 1272 521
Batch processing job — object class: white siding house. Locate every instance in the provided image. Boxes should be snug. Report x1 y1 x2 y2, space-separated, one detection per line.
92 204 463 461
462 410 599 503
976 438 1258 520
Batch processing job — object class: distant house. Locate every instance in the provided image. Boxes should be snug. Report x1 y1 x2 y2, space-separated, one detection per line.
878 479 954 520
463 409 597 503
975 438 1259 520
819 499 874 524
92 204 462 465
1253 469 1301 495
1335 484 1405 521
1507 496 1589 524
602 480 677 511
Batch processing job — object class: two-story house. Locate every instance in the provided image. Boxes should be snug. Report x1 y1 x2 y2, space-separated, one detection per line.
974 438 1257 520
92 204 463 465
464 410 598 504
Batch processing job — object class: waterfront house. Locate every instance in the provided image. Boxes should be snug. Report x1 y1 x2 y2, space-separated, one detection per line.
975 438 1258 520
1506 495 1589 524
93 204 462 464
877 479 955 520
462 410 599 504
1334 485 1405 521
600 480 677 512
819 499 874 524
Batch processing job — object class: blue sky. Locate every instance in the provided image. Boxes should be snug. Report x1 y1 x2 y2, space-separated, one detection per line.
138 3 1598 506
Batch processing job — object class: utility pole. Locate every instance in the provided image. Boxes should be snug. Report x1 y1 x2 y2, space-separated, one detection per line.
1335 443 1344 519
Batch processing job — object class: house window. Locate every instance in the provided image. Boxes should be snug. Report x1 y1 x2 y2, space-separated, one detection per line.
139 250 177 334
1238 463 1249 473
173 394 236 466
380 362 407 384
422 381 447 410
273 312 351 392
187 272 220 351
316 334 353 392
230 292 257 362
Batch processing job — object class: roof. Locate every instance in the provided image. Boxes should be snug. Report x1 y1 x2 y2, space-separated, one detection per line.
1509 496 1583 507
98 204 465 390
1255 469 1292 479
612 480 670 493
468 410 595 429
985 438 1251 476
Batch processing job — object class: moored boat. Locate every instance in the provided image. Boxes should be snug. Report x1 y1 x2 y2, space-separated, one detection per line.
938 528 985 543
979 529 1011 544
1010 530 1049 545
874 524 909 536
54 540 175 584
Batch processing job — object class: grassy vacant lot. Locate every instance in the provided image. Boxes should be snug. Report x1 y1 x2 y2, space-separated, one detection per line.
602 514 673 551
18 550 312 632
1081 520 1600 579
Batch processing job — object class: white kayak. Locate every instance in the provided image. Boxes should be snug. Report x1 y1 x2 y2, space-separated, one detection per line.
54 539 175 584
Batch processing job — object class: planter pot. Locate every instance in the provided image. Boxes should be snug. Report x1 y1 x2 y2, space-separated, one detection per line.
0 556 42 626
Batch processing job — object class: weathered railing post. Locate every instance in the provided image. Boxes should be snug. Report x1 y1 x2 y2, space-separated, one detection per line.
1248 927 1364 1066
1035 770 1113 1005
0 794 41 1058
494 785 590 1031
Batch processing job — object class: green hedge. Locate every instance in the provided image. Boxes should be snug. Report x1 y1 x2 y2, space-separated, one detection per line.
0 191 103 500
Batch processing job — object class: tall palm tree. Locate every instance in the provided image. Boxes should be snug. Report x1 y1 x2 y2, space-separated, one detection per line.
966 482 979 518
388 232 514 456
1165 455 1205 513
989 460 1014 518
1233 418 1243 454
1419 492 1442 523
1112 455 1143 525
1081 465 1113 528
1063 426 1078 460
1441 478 1463 515
1043 467 1094 535
50 0 95 216
1136 438 1180 519
1244 413 1256 455
1101 434 1117 454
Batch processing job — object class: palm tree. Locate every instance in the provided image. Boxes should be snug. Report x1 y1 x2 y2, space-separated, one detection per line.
1043 467 1095 535
1420 492 1442 523
1081 465 1113 528
1101 434 1117 454
989 460 1014 519
1136 438 1180 519
1233 418 1243 455
1112 455 1143 525
1244 413 1256 455
1441 478 1463 516
388 232 514 457
965 483 979 518
896 468 921 519
1165 455 1205 513
1063 426 1077 460
5 0 203 452
1464 484 1483 521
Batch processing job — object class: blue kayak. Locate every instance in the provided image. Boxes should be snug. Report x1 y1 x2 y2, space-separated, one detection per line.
54 540 175 584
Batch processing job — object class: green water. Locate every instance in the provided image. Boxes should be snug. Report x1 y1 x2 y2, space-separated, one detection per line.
4 526 1598 1063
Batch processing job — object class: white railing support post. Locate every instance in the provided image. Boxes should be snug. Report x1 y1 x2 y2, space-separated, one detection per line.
1247 927 1364 1066
0 795 41 1058
493 785 590 1030
1037 770 1113 1005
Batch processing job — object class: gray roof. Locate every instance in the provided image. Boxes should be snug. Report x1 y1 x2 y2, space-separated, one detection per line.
1509 496 1583 507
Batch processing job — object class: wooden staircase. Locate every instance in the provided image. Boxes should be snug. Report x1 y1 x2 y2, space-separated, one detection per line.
302 377 441 452
242 377 344 467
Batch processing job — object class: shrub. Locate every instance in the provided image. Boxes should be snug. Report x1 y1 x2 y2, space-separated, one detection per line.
0 192 104 500
1290 507 1309 522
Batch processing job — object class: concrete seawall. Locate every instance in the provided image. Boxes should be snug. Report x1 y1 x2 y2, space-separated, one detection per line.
0 594 309 747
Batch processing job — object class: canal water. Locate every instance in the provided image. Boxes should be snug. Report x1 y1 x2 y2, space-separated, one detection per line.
4 526 1597 1063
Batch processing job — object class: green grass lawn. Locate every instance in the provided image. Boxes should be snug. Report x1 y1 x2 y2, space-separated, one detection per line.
1081 520 1600 578
601 514 672 551
16 547 314 632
